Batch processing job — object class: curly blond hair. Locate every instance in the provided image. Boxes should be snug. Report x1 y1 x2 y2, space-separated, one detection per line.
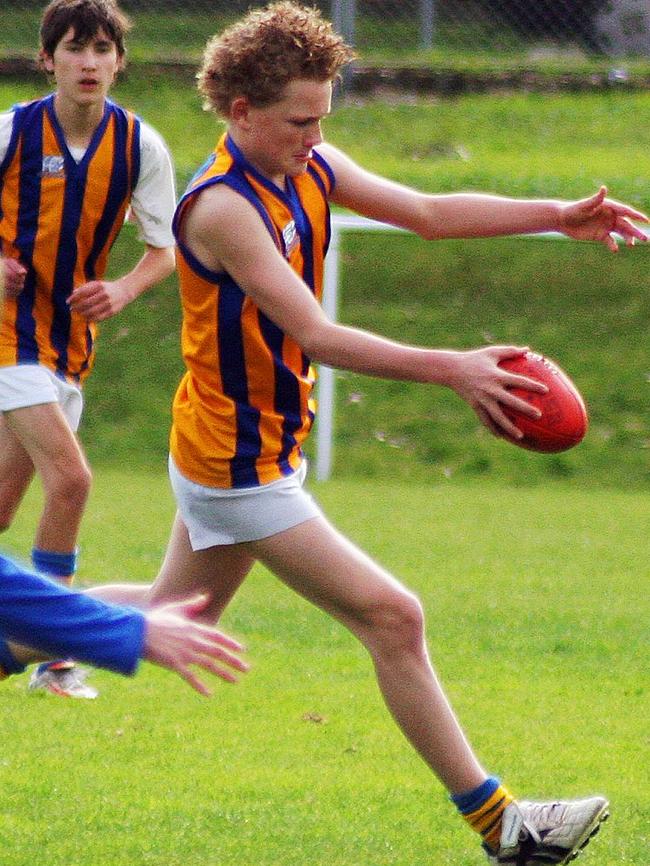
197 2 355 117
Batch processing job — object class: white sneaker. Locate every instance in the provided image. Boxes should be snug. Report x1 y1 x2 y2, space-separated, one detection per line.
485 797 609 864
28 662 98 699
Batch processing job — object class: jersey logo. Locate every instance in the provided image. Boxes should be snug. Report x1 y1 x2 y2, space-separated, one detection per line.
282 220 299 256
41 156 65 178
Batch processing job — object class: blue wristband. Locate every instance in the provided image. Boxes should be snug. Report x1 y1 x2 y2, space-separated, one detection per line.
32 548 78 578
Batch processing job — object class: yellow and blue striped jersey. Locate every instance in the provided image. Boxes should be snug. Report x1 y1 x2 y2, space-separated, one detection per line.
171 133 334 489
0 95 141 383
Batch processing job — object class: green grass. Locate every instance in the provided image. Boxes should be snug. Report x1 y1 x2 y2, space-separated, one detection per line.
2 472 649 865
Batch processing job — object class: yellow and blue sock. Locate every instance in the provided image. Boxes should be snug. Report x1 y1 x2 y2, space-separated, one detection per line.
452 776 515 853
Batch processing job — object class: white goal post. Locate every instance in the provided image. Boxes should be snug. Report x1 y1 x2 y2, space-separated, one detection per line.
313 212 649 482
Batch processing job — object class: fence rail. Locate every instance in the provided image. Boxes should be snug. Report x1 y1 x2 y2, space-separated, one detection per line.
1 1 649 66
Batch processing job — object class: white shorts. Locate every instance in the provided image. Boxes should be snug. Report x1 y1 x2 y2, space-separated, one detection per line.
169 456 323 550
0 364 84 431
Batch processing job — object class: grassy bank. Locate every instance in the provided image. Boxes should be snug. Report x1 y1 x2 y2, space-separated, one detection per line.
0 74 648 487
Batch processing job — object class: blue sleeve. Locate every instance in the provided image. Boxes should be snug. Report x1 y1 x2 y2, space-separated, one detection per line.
0 553 146 676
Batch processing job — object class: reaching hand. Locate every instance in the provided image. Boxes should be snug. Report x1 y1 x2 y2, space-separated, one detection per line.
559 186 648 252
143 595 249 696
444 345 548 440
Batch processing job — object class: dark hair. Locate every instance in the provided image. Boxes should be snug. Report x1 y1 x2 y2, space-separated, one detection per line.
198 1 355 117
39 0 131 59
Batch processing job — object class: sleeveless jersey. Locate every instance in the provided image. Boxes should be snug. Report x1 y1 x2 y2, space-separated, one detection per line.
0 95 141 383
171 133 334 489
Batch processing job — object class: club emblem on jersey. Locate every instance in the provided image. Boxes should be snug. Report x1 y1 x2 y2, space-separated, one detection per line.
41 156 65 178
282 220 299 256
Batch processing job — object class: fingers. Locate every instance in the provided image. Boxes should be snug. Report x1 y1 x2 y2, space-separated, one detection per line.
578 185 607 217
615 215 648 245
3 259 27 296
475 403 520 440
67 282 114 321
606 200 649 223
175 624 250 678
158 595 247 654
176 666 213 697
603 234 619 254
174 639 248 697
143 605 250 695
501 371 547 396
472 347 546 438
197 633 250 674
491 344 529 361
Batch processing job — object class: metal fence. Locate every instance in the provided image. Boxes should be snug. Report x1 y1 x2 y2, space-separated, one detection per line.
1 0 649 63
332 1 650 56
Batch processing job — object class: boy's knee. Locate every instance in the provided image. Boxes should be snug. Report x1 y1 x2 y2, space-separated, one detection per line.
46 461 92 510
364 588 426 655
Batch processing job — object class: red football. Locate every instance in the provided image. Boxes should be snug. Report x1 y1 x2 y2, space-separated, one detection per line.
498 352 588 453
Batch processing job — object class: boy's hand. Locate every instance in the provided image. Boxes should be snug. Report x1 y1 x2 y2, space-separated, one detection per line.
143 595 250 696
444 345 548 441
67 280 127 321
559 186 648 252
2 258 27 297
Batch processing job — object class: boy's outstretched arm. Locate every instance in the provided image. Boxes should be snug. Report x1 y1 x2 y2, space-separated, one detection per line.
0 554 248 694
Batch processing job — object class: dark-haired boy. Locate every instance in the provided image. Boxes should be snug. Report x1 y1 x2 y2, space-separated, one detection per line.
0 0 176 696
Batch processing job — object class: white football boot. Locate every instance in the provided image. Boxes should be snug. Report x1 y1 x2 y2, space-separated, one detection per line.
29 661 98 699
484 796 609 865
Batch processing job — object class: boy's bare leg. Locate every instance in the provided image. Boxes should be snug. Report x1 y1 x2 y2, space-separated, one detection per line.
148 512 255 623
0 414 35 531
3 404 91 556
246 515 486 794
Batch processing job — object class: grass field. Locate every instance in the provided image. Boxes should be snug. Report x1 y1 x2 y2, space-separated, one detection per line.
2 471 649 865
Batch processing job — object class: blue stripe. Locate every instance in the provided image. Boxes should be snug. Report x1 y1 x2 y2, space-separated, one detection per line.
225 134 294 210
230 407 262 488
217 274 262 487
45 99 114 377
257 310 303 475
13 101 46 365
85 106 133 281
312 148 336 194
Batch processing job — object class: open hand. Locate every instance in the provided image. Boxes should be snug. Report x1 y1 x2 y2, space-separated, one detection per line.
143 594 249 696
559 186 648 252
